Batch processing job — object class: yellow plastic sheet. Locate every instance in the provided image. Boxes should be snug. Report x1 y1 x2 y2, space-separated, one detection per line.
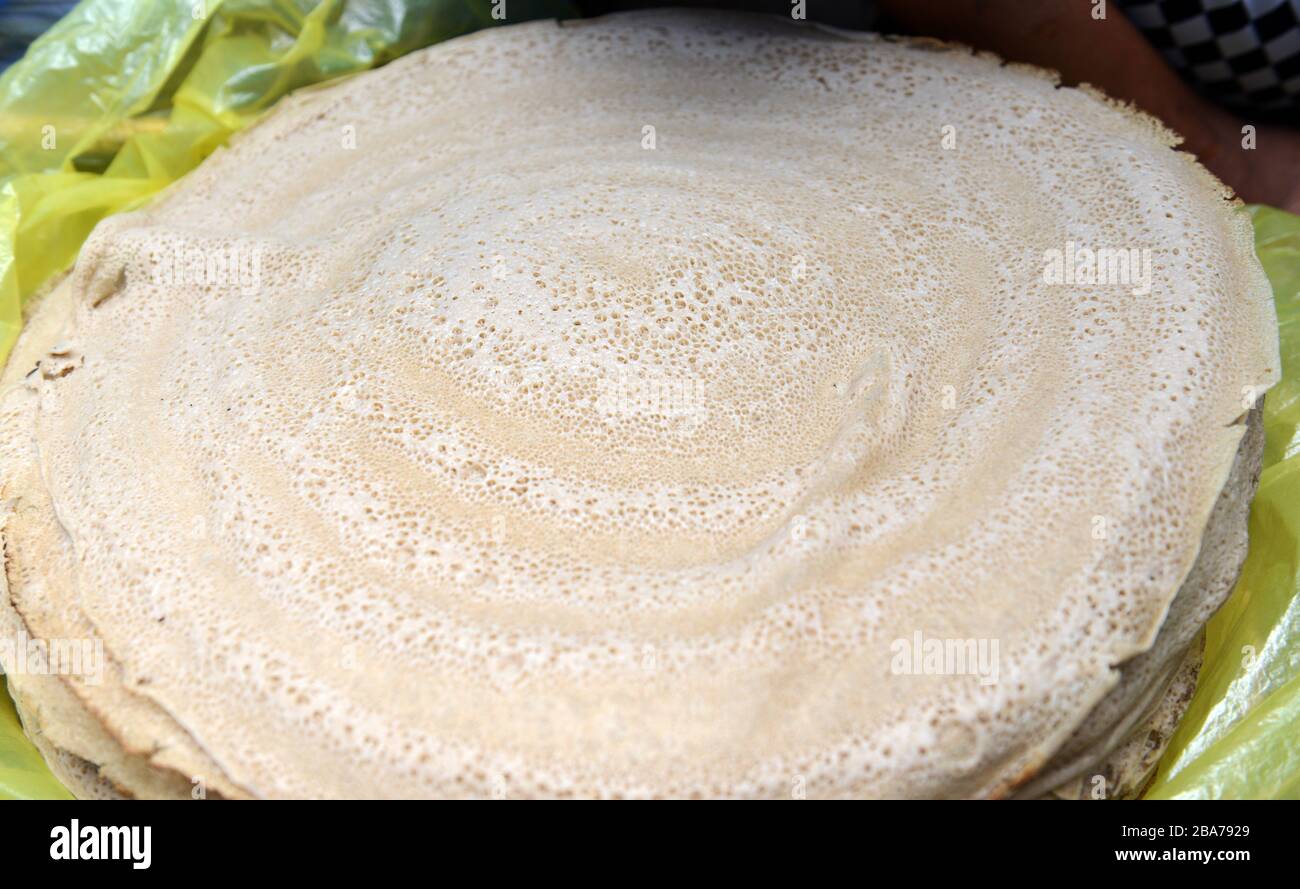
0 0 1296 800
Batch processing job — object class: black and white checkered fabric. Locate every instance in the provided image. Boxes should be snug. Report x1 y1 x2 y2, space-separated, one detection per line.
1120 0 1300 116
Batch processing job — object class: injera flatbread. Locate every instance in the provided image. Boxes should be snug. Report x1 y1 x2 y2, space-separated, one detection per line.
0 11 1281 798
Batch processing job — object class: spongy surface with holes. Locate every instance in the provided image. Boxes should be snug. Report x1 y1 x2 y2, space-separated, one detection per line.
0 10 1280 797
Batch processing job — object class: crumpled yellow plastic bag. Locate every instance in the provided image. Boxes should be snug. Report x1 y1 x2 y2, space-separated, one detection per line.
0 0 1296 800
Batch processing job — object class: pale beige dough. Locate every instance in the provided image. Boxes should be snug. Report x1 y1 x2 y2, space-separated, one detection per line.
0 11 1280 798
